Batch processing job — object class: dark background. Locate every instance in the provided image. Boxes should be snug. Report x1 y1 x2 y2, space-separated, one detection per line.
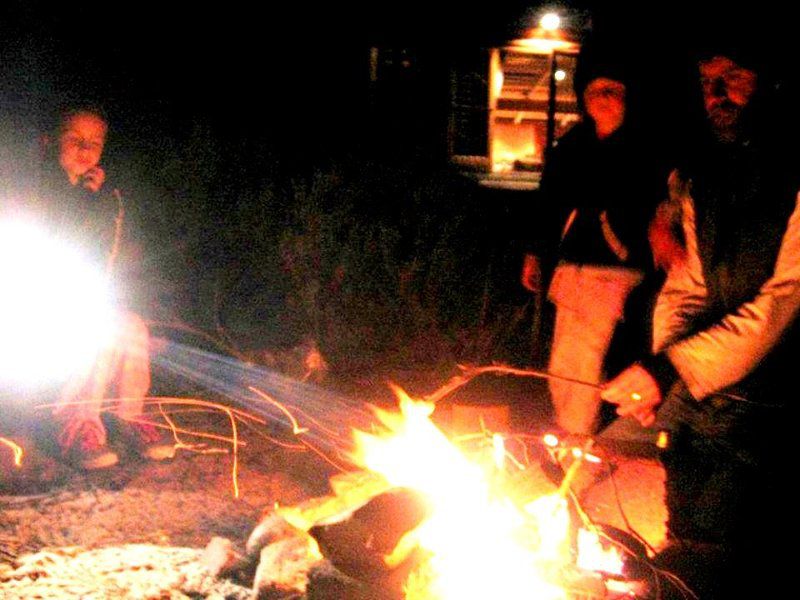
1 1 796 371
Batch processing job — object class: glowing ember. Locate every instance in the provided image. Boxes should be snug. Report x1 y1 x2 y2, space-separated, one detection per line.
349 385 623 599
0 436 24 468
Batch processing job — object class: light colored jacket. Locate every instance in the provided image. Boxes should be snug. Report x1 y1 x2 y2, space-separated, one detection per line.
653 172 800 400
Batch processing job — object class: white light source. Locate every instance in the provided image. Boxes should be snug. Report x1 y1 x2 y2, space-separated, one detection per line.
0 220 117 388
554 69 567 82
539 12 561 31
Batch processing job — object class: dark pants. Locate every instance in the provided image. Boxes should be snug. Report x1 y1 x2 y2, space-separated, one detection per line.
657 384 792 598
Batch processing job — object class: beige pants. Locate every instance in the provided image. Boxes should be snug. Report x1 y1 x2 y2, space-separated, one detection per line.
54 311 151 447
547 264 644 434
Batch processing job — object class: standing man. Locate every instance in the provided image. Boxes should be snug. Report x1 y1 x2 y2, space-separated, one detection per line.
602 42 798 597
522 42 663 435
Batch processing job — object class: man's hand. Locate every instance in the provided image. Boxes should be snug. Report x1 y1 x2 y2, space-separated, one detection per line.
521 253 542 293
80 166 106 193
601 364 662 427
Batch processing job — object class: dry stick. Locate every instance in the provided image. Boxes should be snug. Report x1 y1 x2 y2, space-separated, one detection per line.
36 396 266 426
0 437 23 467
155 402 225 453
298 438 351 473
236 419 307 451
225 406 240 498
122 416 244 448
248 386 309 435
423 363 752 404
287 405 351 442
37 396 261 497
247 386 354 470
422 364 601 404
556 439 595 499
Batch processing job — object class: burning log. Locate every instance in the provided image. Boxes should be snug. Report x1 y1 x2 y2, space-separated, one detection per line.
204 514 324 599
240 472 411 598
306 559 403 600
308 487 431 582
237 512 320 595
241 470 393 582
247 513 310 558
238 473 430 598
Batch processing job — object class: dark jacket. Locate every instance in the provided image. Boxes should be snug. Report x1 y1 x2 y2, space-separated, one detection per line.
33 163 143 310
532 121 664 274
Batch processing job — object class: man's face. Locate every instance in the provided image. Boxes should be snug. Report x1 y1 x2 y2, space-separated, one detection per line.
699 56 758 138
583 77 626 137
58 112 108 183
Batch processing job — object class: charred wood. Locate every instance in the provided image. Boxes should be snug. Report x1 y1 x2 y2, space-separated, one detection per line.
308 487 431 583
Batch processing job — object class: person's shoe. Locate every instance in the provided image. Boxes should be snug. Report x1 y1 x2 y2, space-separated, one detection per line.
118 421 176 461
65 421 119 470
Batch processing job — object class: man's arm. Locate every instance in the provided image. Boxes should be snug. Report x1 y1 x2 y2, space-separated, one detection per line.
652 194 707 353
603 190 800 423
663 191 800 399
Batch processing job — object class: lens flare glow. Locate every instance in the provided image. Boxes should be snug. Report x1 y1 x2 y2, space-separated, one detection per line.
540 13 561 31
0 220 117 388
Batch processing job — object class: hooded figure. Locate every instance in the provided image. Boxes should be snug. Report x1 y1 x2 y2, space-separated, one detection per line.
521 36 665 435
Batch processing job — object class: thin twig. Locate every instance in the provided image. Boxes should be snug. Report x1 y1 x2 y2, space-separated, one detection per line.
424 363 755 405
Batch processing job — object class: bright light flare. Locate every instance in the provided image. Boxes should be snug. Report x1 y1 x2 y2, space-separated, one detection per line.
0 220 117 387
576 528 624 575
539 13 561 31
492 433 505 470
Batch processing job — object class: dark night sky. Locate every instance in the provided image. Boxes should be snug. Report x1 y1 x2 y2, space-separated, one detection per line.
0 0 792 127
1 1 796 346
0 4 686 117
1 1 796 189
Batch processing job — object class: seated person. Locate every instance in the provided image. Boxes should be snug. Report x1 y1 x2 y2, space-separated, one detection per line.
33 106 174 470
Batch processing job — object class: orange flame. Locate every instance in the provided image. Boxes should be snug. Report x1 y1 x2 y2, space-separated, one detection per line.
350 386 589 599
576 528 624 576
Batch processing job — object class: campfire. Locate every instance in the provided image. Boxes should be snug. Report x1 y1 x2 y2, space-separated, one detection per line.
240 379 652 599
2 364 667 599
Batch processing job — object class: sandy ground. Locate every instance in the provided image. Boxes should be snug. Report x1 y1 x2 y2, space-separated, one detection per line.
0 374 667 598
